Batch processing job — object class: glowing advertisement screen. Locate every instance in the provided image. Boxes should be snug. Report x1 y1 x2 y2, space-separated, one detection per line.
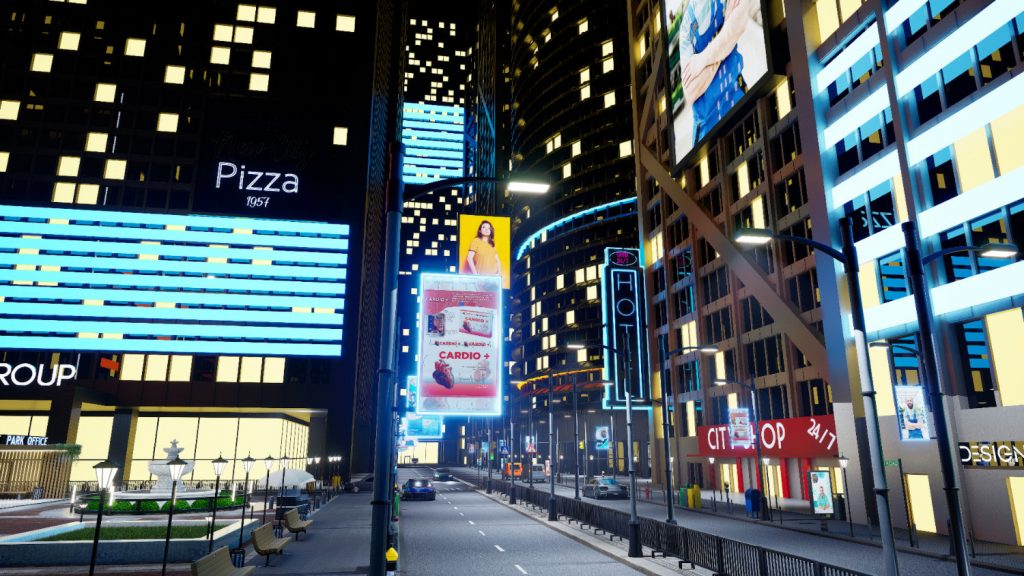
458 214 511 289
664 0 769 165
895 385 931 441
727 407 753 449
809 470 835 515
0 204 347 356
402 413 443 440
416 273 502 416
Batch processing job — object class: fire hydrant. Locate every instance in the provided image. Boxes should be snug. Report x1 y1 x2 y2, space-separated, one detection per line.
644 485 652 499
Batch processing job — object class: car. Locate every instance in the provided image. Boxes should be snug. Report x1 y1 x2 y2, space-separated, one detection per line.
401 478 436 501
433 467 454 481
583 477 628 500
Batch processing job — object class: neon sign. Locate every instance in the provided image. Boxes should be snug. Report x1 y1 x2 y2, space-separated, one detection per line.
602 248 651 410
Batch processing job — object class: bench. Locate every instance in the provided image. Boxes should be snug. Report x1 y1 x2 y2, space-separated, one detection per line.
191 546 255 576
251 523 291 566
283 508 313 540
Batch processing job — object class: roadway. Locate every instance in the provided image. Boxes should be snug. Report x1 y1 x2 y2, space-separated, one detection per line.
396 467 642 576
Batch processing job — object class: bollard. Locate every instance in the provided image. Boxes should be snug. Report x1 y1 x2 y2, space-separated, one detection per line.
385 547 398 576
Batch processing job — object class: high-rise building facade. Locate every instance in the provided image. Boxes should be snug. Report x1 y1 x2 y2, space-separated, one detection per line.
630 0 1024 547
0 0 381 482
508 0 646 476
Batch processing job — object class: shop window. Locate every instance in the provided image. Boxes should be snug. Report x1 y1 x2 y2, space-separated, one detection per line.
216 356 285 383
120 354 192 382
955 320 997 408
985 308 1024 407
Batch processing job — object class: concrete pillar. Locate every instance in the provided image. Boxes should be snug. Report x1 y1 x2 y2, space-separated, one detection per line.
107 408 139 485
45 388 82 444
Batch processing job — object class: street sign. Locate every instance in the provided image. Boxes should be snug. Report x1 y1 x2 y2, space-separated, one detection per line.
884 459 901 467
499 445 510 457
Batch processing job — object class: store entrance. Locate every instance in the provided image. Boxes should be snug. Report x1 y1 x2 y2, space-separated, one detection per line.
905 473 937 533
1007 477 1024 545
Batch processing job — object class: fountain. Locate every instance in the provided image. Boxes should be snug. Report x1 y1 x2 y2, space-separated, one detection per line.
112 440 215 502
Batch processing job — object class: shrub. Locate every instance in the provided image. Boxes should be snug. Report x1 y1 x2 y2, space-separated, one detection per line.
139 501 160 512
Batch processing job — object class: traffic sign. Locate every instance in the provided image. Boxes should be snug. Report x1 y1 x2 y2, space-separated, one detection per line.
499 445 510 457
883 459 900 467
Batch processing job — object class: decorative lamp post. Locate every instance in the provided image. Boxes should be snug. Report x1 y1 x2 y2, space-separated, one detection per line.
238 454 255 550
161 456 187 576
279 455 290 500
839 454 854 537
709 456 717 511
208 454 228 551
262 456 275 524
88 460 118 576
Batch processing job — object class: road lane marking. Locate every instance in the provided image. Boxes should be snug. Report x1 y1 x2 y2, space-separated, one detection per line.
459 512 465 516
494 544 505 552
515 565 528 575
467 520 474 524
453 506 458 509
479 530 486 536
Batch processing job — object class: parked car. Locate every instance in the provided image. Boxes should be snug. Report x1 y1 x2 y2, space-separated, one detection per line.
433 468 454 481
401 478 436 501
583 477 628 500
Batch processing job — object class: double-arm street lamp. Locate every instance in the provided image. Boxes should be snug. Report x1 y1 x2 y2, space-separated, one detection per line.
657 339 718 524
737 219 1016 576
367 171 550 576
568 339 643 558
713 377 770 521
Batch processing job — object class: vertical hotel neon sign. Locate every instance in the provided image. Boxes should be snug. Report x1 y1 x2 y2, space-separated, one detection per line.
602 248 652 410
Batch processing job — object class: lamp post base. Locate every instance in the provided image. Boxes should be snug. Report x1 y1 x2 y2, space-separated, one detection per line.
547 498 557 521
627 522 642 557
509 485 517 505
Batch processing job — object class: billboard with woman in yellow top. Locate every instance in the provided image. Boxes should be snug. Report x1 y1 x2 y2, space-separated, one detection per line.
459 214 511 289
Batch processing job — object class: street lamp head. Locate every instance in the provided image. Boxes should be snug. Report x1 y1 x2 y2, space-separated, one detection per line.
868 341 890 350
506 180 550 194
713 379 729 387
167 456 188 482
762 457 770 466
264 455 276 471
93 459 119 490
978 242 1018 259
212 454 228 477
566 343 586 350
698 345 719 354
734 228 774 245
708 456 716 465
839 454 849 469
242 453 256 474
314 456 321 465
280 454 290 469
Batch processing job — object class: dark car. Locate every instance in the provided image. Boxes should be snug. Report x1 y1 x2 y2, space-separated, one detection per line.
583 477 628 500
433 467 454 481
401 478 436 501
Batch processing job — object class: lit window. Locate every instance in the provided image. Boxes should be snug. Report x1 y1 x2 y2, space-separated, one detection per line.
602 40 614 56
157 113 179 133
0 100 19 121
256 6 276 24
0 151 8 172
124 38 146 56
551 9 559 21
333 126 348 146
164 65 186 84
604 91 616 108
210 46 231 65
58 31 80 51
252 50 272 68
52 182 75 203
562 163 572 178
580 85 590 100
213 24 234 42
94 83 116 103
31 53 54 73
237 4 257 21
104 158 127 180
216 356 240 382
602 57 614 74
578 19 588 34
571 141 581 157
579 68 590 84
586 285 598 300
76 183 99 204
336 14 356 32
57 156 80 177
297 10 316 28
85 132 107 153
619 140 633 157
249 72 269 91
234 26 254 43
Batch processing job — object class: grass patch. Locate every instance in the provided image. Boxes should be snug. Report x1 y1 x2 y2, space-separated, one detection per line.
40 524 230 541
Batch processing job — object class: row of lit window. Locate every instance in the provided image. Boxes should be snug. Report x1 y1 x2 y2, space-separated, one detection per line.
409 20 457 30
117 353 284 384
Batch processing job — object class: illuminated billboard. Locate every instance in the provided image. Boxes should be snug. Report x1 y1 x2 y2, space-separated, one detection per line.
664 0 769 165
895 385 931 441
401 102 465 185
0 204 347 356
458 214 511 289
601 248 652 410
417 273 502 416
402 413 443 440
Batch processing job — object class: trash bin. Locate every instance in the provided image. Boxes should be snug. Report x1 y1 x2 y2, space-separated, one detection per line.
834 494 846 520
744 488 762 518
689 486 702 509
679 487 688 508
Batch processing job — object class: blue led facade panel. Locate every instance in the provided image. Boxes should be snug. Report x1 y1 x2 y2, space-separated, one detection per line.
401 102 465 185
0 204 348 356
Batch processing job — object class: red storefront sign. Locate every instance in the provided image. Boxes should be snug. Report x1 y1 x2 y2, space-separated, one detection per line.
698 415 838 458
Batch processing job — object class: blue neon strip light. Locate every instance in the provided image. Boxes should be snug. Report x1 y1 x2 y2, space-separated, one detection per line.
0 203 348 356
515 197 637 260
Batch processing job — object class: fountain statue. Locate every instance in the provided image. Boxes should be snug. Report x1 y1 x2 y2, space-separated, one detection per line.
147 439 197 492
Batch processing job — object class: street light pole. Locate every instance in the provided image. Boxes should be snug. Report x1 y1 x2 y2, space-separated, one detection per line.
487 420 493 494
547 373 557 521
623 337 641 558
510 404 517 504
658 336 676 524
261 456 274 525
238 455 255 550
572 371 581 501
88 460 118 576
902 221 972 576
840 454 854 537
209 455 228 551
161 457 187 576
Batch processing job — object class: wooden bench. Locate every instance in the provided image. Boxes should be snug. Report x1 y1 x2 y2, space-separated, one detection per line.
283 508 313 540
191 546 254 576
251 523 291 566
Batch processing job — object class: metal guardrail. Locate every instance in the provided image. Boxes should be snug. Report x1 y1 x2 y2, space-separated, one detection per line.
463 473 870 576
